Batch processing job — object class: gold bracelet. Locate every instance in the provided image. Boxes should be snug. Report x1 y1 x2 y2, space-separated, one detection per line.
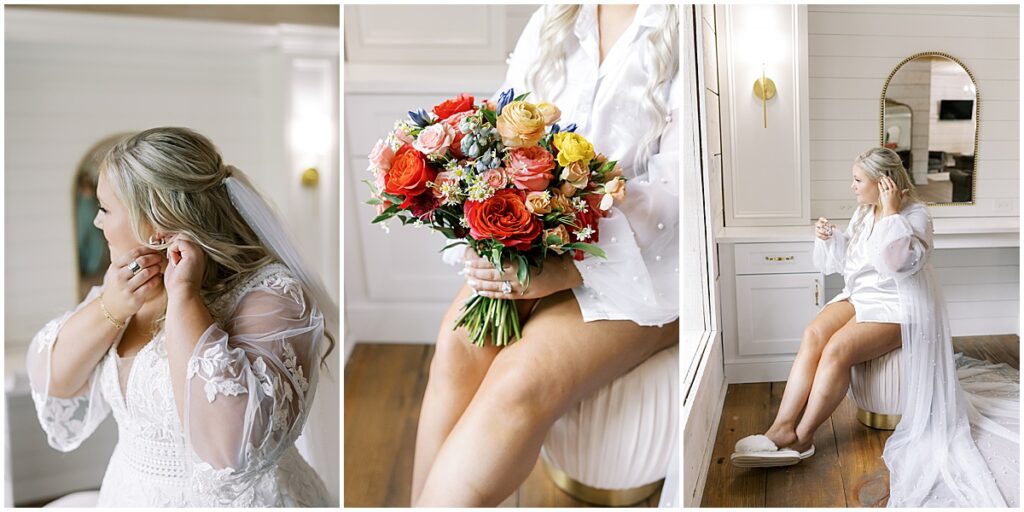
98 293 125 329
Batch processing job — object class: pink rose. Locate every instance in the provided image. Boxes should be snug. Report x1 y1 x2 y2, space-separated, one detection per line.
413 123 456 157
394 128 414 145
507 146 556 192
432 171 457 200
445 110 474 158
369 139 394 172
481 168 508 189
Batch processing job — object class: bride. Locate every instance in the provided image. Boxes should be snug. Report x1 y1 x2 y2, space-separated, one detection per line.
411 4 679 507
26 127 336 506
731 147 1019 507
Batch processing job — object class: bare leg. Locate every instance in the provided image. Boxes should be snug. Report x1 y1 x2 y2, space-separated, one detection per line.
764 300 855 448
790 319 902 451
410 286 535 504
415 290 678 507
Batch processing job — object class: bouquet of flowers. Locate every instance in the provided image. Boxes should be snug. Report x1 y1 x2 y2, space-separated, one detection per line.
365 89 626 346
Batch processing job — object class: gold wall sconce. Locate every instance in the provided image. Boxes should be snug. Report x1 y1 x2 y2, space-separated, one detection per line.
752 64 777 128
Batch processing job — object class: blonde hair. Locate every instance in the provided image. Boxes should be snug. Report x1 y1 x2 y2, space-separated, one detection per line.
525 4 678 173
854 146 921 204
103 127 275 302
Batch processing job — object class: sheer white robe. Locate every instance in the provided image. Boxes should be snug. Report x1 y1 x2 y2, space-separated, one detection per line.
25 263 330 507
814 202 1019 507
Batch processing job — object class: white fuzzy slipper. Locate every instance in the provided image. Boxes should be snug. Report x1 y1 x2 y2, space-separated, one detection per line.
730 434 815 468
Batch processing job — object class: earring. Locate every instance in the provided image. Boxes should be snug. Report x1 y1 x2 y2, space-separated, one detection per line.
149 235 165 245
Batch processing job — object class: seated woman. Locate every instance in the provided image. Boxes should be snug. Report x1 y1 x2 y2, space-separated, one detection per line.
731 147 1018 507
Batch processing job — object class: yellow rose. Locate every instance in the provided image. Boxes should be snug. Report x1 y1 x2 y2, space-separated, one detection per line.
553 132 595 167
525 191 552 215
560 160 590 190
536 102 561 126
543 225 571 254
496 101 546 148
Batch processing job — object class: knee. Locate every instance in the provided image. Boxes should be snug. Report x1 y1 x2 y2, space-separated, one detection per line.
802 324 829 351
819 337 854 370
429 328 474 385
476 352 570 427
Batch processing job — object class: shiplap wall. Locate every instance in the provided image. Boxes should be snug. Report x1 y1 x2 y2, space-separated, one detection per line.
808 5 1019 219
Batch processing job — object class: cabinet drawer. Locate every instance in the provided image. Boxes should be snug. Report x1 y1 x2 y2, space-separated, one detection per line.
736 272 823 356
734 242 816 275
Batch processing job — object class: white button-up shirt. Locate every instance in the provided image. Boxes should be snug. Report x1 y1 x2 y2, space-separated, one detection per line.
497 5 680 326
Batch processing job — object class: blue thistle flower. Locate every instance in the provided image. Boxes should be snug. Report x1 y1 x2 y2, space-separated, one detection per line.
564 123 577 133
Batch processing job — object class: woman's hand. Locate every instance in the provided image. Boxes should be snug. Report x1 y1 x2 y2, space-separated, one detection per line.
164 235 207 300
463 247 582 300
815 217 835 240
101 246 166 321
878 176 908 217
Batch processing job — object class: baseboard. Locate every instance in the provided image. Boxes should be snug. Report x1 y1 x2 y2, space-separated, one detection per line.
683 331 726 507
725 360 794 384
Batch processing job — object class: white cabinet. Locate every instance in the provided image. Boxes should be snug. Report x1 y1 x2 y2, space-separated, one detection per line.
717 5 810 227
719 240 823 382
736 273 821 356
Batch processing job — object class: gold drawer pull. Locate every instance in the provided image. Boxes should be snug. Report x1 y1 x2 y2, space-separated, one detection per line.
764 256 795 262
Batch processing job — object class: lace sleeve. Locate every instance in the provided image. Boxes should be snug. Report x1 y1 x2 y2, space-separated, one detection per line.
868 204 933 281
569 79 680 327
24 286 111 452
183 274 324 506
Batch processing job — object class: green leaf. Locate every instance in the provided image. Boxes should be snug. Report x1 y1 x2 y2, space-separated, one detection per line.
544 235 564 246
516 254 528 286
481 108 497 126
371 205 400 223
440 240 467 253
513 92 531 102
567 242 607 259
366 197 383 205
381 192 405 204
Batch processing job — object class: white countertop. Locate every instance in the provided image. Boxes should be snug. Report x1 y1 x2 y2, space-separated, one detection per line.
717 216 1019 248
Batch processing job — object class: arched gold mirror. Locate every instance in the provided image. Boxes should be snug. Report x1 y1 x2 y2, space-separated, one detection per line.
881 52 978 205
74 133 130 300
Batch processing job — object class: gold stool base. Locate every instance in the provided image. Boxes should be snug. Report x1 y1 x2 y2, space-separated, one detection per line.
857 409 900 430
541 458 663 507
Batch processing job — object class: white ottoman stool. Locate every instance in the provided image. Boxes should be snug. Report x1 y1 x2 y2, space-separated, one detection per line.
540 346 677 506
848 347 902 430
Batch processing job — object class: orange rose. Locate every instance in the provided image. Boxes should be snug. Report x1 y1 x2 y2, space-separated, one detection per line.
464 189 542 250
384 144 437 209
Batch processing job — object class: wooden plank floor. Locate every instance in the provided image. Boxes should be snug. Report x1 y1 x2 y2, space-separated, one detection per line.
344 343 661 507
701 334 1019 507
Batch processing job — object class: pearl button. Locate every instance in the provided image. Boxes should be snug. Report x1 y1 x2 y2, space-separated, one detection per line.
632 276 639 281
657 223 665 230
655 255 662 261
610 237 617 243
664 115 672 123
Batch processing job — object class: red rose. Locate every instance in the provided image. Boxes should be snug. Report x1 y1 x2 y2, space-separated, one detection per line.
384 144 437 209
464 189 542 251
433 93 475 121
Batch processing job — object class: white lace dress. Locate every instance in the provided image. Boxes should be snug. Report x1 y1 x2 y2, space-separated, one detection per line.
26 263 330 507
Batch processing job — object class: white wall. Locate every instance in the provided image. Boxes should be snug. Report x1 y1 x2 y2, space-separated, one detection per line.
343 5 537 346
807 4 1019 219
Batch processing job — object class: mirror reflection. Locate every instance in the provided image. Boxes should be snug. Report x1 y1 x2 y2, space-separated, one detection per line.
74 134 128 300
882 53 978 204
